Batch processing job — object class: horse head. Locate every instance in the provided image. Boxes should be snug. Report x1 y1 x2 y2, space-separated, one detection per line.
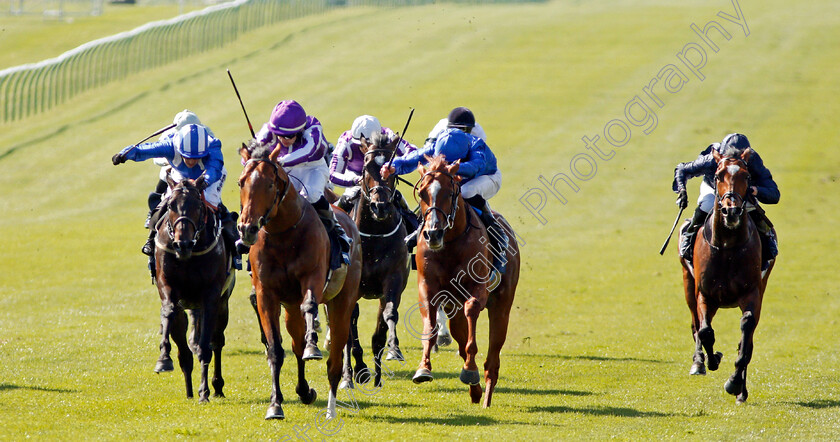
164 174 207 261
360 132 398 221
237 139 291 245
416 155 462 250
713 148 752 229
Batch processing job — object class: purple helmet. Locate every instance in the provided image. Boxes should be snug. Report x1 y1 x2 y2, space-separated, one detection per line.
268 100 307 136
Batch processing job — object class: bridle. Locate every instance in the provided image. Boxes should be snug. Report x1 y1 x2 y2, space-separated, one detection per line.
166 185 207 248
415 169 460 232
361 149 397 204
715 157 751 216
241 158 291 229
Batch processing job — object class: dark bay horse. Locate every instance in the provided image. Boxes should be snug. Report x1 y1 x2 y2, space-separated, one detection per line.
237 142 362 420
682 148 775 404
412 156 520 407
341 133 410 389
153 175 235 403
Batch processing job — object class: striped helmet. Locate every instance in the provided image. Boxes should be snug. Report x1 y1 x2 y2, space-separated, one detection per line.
268 100 307 136
176 124 211 159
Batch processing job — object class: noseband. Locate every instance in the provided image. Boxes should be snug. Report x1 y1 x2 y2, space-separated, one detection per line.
243 159 290 229
416 170 460 231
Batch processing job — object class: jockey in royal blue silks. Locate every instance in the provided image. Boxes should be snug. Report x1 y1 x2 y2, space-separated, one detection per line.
673 133 780 270
112 124 242 269
330 114 419 229
381 127 508 271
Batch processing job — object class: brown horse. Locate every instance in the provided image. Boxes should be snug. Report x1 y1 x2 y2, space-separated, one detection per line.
682 148 775 403
341 133 411 389
153 175 235 403
237 142 362 420
412 156 520 407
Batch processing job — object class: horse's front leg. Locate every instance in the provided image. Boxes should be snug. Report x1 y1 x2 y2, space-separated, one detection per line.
412 284 437 384
284 303 317 406
196 298 219 403
301 287 323 361
683 266 706 375
339 305 359 390
371 299 389 387
696 295 723 372
349 303 369 383
257 287 287 419
383 288 404 362
326 298 354 420
155 295 176 373
725 297 761 404
211 294 231 398
447 301 482 404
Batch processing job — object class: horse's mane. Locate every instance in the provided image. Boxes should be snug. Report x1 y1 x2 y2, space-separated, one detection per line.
370 131 393 150
426 154 449 172
247 138 275 161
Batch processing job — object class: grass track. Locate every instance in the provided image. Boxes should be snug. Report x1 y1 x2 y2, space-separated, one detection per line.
1 0 839 439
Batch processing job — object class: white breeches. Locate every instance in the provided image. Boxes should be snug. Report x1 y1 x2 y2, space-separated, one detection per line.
287 161 329 204
461 169 502 201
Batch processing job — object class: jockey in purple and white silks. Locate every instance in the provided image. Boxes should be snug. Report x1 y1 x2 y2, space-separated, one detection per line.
255 100 351 264
672 133 779 270
330 115 417 217
381 127 508 271
112 124 241 267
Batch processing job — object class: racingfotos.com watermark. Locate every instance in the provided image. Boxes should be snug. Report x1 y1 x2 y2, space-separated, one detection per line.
518 0 750 224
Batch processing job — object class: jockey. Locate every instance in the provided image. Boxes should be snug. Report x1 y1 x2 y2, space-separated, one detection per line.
673 133 780 269
255 99 351 264
423 106 488 149
381 128 507 270
330 115 418 227
112 124 242 269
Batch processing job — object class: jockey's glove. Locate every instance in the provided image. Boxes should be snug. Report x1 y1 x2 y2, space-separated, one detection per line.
676 189 688 209
112 152 127 165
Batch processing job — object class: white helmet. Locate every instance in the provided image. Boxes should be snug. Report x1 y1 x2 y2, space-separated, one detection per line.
173 109 215 137
350 115 381 141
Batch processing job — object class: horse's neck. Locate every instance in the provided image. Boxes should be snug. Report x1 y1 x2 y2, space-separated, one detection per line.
709 209 750 249
355 198 399 232
444 196 470 242
265 190 307 235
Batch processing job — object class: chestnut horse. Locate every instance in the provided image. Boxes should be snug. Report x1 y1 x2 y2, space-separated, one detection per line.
412 156 520 407
237 142 362 420
153 175 235 403
682 148 775 403
341 133 411 389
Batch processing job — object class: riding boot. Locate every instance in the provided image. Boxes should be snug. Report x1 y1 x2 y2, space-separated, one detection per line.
313 196 351 265
405 221 423 253
218 204 242 270
476 202 509 273
679 207 708 261
749 210 778 270
336 186 361 213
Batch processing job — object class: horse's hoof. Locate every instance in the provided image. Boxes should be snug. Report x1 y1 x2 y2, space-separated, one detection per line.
265 405 285 420
199 396 210 404
707 352 723 371
355 370 371 385
437 333 453 347
459 368 481 386
689 362 706 376
412 368 433 384
213 392 225 398
303 344 323 361
736 392 748 404
385 349 404 361
300 388 317 405
154 358 174 373
339 378 354 390
724 377 743 396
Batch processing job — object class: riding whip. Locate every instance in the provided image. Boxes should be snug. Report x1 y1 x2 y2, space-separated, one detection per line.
124 123 177 155
386 107 415 170
659 206 685 255
227 68 255 138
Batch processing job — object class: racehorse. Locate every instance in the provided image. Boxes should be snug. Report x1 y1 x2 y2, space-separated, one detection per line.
412 155 520 407
341 132 411 389
152 175 235 403
681 148 775 404
237 141 362 420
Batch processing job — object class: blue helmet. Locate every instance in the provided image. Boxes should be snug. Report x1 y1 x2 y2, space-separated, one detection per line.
176 124 211 159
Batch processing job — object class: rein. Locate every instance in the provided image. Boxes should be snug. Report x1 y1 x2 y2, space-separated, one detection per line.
361 149 397 204
243 158 300 233
415 169 464 237
156 186 221 256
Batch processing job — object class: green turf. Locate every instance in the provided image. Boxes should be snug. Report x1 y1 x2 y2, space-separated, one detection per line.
1 0 839 439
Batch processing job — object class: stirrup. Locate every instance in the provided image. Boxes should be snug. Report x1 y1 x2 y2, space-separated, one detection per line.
142 237 155 256
405 229 419 252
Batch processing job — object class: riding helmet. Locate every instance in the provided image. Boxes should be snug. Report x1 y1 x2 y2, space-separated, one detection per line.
268 100 307 136
176 124 210 159
720 133 750 154
351 115 382 140
447 107 476 129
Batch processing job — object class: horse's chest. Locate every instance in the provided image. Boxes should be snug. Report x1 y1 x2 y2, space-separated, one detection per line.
698 264 758 305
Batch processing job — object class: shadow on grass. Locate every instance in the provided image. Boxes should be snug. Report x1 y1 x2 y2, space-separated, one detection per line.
794 399 840 409
0 383 77 393
369 414 499 426
224 348 266 357
431 385 597 397
527 405 676 417
514 353 670 364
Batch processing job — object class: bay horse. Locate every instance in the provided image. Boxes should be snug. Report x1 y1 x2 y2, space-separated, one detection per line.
681 148 775 404
412 156 520 407
341 132 410 389
152 175 235 403
237 142 362 420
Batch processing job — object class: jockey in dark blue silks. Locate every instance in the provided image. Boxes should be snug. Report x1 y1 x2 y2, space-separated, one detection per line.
381 127 508 272
112 124 242 269
673 133 780 270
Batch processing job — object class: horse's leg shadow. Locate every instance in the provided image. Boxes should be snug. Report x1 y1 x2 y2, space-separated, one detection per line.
725 310 756 404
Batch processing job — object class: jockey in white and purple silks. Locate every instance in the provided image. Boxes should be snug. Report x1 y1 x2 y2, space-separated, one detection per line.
253 99 351 264
112 124 241 266
330 115 417 216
